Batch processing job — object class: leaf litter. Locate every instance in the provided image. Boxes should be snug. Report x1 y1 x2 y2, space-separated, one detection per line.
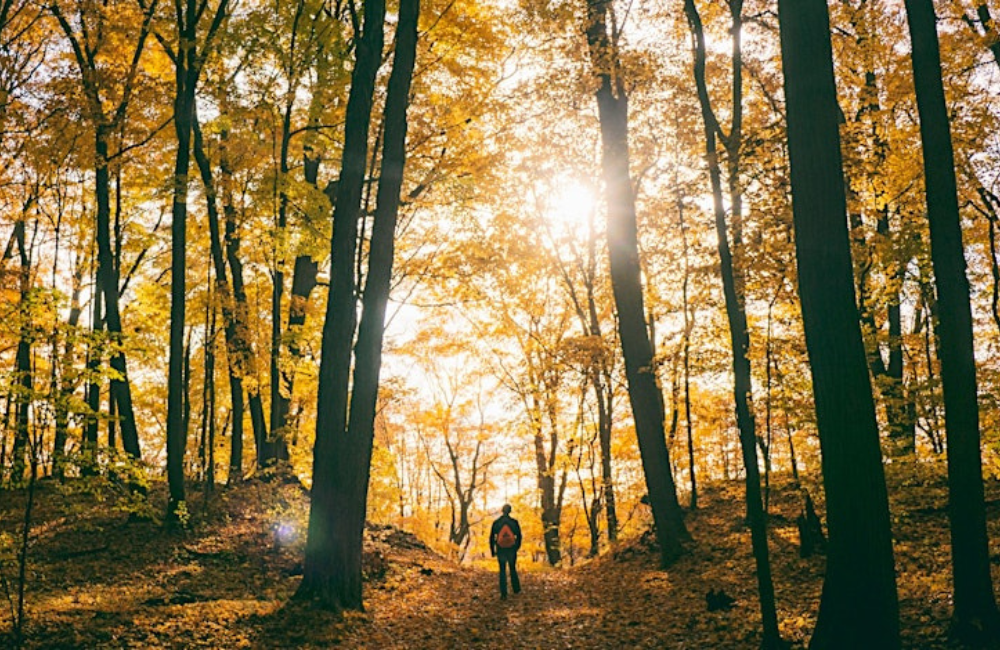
1 462 997 648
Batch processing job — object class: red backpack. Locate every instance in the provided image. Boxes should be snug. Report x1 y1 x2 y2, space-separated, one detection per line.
496 523 516 549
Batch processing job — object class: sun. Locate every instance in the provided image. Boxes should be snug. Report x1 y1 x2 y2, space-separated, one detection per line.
540 175 600 237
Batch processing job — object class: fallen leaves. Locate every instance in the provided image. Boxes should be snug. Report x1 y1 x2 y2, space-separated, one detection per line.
1 466 998 648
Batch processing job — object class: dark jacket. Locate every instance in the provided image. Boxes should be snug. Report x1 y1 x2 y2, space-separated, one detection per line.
490 514 522 556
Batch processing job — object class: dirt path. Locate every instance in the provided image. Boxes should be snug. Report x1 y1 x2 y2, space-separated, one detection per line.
302 548 743 650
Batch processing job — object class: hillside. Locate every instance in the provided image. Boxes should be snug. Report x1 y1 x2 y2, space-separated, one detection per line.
1 463 997 649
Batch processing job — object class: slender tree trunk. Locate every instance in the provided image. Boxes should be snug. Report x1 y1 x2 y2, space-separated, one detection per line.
533 388 563 565
53 258 86 480
777 1 900 647
166 0 231 519
166 61 195 521
904 0 1000 639
166 2 235 506
684 2 781 644
192 111 252 484
200 279 213 484
273 149 323 447
220 130 254 481
677 191 698 510
10 219 32 485
265 89 297 468
584 0 689 565
93 132 144 478
974 188 1000 339
271 255 318 461
83 253 102 467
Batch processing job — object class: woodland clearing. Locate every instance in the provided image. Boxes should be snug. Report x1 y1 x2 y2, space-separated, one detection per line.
1 463 997 649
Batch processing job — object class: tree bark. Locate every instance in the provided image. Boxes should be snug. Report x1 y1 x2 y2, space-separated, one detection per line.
165 0 231 521
192 110 252 484
684 1 782 644
53 256 86 480
297 0 391 610
777 0 900 647
49 0 155 473
10 218 32 484
583 0 689 566
904 0 1000 640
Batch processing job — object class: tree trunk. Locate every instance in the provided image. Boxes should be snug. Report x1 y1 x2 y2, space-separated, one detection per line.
534 402 562 566
264 88 298 469
271 255 318 461
200 280 213 484
904 0 1000 640
10 219 32 485
192 110 252 484
53 258 86 480
221 137 256 480
94 131 144 476
677 189 698 510
166 77 194 520
83 257 102 467
166 0 231 519
684 1 782 644
584 0 689 566
297 0 391 610
273 149 324 448
777 0 900 647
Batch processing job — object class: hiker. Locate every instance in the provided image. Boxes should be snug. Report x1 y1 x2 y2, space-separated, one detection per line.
489 503 522 600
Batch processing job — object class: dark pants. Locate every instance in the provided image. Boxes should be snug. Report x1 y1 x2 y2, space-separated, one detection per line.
497 549 520 598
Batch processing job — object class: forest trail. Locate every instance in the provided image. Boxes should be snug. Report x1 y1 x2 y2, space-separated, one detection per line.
324 544 701 650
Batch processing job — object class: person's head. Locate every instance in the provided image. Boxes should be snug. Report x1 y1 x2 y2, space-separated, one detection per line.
502 503 512 515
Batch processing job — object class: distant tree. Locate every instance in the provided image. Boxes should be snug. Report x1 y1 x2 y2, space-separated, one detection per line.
545 184 619 543
903 0 1000 641
49 0 158 469
416 390 496 559
777 0 900 647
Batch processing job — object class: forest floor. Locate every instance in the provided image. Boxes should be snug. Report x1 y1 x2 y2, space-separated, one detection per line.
1 461 999 649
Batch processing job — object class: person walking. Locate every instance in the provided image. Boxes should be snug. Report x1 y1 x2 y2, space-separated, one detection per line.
489 504 522 600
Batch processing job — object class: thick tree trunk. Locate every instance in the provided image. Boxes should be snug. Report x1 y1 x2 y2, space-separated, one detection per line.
584 0 689 565
298 0 390 610
904 0 1000 640
777 0 900 647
